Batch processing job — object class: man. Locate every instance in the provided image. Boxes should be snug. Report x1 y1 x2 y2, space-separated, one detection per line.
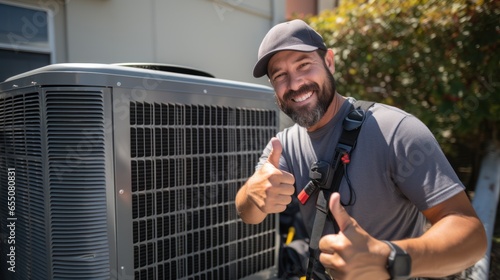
235 19 486 279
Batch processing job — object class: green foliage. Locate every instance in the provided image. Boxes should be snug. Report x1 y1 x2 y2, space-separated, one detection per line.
303 0 500 186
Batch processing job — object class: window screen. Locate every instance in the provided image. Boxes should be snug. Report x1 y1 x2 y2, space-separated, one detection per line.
0 2 51 81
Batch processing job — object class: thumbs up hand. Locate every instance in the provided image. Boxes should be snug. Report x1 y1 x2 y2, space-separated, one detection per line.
318 193 391 280
245 137 296 214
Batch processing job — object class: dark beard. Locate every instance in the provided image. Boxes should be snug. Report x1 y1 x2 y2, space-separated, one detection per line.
277 70 336 128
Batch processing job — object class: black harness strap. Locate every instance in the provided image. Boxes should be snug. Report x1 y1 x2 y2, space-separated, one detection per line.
304 100 375 280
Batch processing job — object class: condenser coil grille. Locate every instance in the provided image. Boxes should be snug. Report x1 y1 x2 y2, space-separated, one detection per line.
0 91 45 280
130 102 277 280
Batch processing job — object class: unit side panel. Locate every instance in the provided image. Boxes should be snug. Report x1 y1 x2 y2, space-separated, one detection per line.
0 86 114 280
0 87 47 280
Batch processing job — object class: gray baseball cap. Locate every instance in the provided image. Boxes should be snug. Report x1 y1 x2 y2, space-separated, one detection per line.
253 19 327 78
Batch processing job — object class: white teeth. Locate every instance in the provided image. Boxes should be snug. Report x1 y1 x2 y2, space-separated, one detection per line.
293 92 312 102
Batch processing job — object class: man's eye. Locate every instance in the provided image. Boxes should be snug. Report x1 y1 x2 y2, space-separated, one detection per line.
273 73 285 82
299 62 310 69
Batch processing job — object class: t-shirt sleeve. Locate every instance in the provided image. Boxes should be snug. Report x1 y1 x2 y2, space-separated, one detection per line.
389 115 465 211
255 140 272 171
255 133 290 172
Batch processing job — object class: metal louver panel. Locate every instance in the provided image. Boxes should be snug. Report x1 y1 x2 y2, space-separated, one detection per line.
0 91 45 280
129 102 277 280
45 89 110 279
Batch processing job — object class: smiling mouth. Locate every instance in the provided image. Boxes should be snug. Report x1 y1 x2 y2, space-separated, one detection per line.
291 91 313 103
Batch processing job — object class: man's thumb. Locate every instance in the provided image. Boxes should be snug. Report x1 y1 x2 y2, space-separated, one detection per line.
329 192 352 232
267 137 283 168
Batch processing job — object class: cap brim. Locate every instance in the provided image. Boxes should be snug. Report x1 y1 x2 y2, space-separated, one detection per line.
253 45 319 78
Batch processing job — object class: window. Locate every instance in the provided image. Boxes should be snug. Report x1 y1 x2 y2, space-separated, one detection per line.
0 2 53 81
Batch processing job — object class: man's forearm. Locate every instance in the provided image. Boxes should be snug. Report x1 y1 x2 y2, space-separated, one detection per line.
398 214 486 278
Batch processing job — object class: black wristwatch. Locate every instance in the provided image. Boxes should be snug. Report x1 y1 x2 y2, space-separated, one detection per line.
383 241 412 280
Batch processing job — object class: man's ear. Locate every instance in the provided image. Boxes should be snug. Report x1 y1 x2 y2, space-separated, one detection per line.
325 49 335 74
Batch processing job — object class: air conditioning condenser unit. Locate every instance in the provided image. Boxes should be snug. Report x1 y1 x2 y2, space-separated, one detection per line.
0 63 280 280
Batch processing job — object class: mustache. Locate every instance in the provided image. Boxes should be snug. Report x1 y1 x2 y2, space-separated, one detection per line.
283 83 320 101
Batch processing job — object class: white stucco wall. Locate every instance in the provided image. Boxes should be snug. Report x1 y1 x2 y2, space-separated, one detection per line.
65 0 285 85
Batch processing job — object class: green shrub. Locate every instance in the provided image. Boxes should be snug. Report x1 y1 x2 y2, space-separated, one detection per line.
304 0 499 187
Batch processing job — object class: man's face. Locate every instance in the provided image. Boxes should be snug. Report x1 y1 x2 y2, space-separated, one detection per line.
267 50 336 128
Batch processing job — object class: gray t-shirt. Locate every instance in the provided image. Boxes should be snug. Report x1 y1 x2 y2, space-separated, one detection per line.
257 99 464 240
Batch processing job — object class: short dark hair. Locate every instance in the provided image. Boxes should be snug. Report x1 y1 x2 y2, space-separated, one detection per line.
316 49 327 59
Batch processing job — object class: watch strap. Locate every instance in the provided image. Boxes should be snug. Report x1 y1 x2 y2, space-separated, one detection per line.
383 240 412 280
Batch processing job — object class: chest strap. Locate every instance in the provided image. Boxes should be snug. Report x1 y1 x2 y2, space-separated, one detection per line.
303 100 375 280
